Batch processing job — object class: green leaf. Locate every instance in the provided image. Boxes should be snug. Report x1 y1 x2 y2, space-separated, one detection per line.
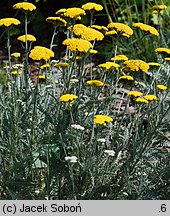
151 14 158 25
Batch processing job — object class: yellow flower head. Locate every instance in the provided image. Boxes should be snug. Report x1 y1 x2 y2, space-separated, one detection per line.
29 46 54 61
152 5 167 11
17 34 36 42
165 58 170 61
155 48 170 55
0 18 20 27
94 114 113 125
148 62 160 67
128 91 143 97
62 38 92 53
55 8 67 16
46 17 67 26
111 55 128 61
82 3 103 11
107 22 133 37
68 55 82 60
105 30 117 36
91 25 108 33
123 60 149 72
136 97 149 104
98 62 119 70
73 24 104 41
59 94 78 102
86 80 105 87
11 71 22 75
156 84 167 91
63 8 85 19
143 95 158 101
40 64 50 69
37 75 45 79
119 75 134 81
89 49 98 54
72 24 85 36
133 23 159 36
11 52 21 58
13 2 36 11
55 62 69 67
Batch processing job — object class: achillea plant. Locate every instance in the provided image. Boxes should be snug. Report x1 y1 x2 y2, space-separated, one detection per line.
61 7 86 19
62 38 93 52
17 34 36 42
98 61 119 70
13 2 36 11
86 80 105 87
123 59 150 72
0 18 21 68
133 23 159 36
82 2 103 11
29 46 54 61
72 24 104 41
0 18 20 27
46 17 67 26
94 114 113 125
107 22 133 37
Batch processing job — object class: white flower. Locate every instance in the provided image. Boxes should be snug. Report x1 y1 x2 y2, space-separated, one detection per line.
85 112 93 116
16 99 26 106
71 124 85 131
65 156 78 163
97 138 106 143
70 78 79 83
3 66 10 69
16 99 22 103
12 63 24 68
26 128 31 133
35 190 40 195
50 60 59 64
123 192 128 196
45 85 53 89
104 150 115 156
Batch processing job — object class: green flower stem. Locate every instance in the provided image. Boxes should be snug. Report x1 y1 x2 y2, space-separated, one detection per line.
146 65 162 94
133 106 142 154
90 41 96 95
7 28 11 69
113 43 118 63
59 133 76 199
70 164 76 199
46 144 50 199
158 12 167 47
50 25 57 50
117 97 130 131
101 0 113 23
69 105 74 123
24 12 29 89
77 54 88 97
90 11 94 26
76 132 85 159
108 37 118 61
101 157 111 184
90 104 95 144
117 90 126 115
65 54 76 92
65 26 71 58
45 61 48 84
